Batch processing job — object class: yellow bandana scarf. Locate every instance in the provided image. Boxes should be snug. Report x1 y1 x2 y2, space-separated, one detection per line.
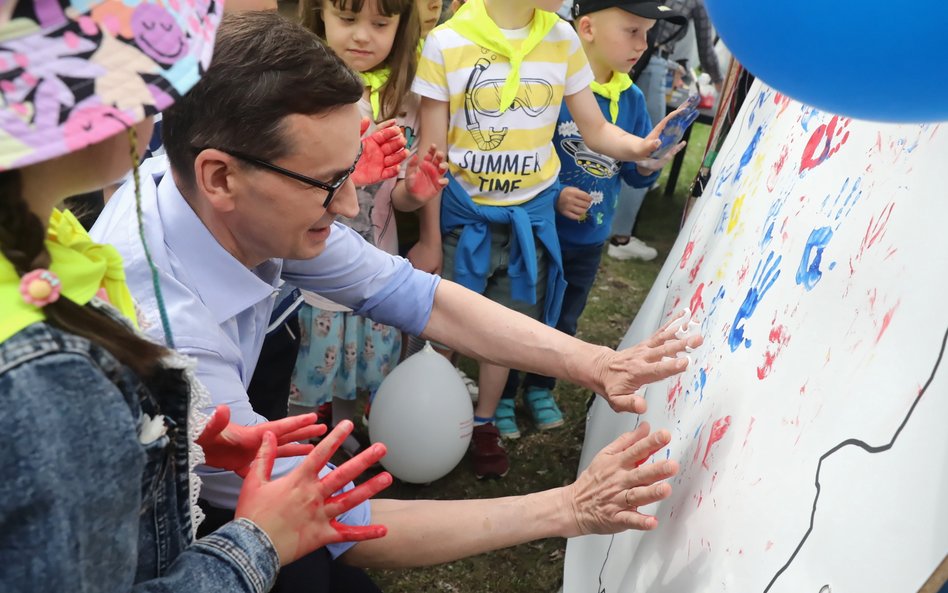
590 72 634 123
360 68 391 120
0 209 138 343
446 0 559 114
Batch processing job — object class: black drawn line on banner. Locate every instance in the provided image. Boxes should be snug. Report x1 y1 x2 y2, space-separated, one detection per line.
764 325 948 592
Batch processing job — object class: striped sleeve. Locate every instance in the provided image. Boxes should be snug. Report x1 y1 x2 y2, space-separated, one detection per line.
562 23 594 96
412 30 450 101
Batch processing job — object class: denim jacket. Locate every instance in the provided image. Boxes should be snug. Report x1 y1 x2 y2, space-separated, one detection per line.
0 318 280 592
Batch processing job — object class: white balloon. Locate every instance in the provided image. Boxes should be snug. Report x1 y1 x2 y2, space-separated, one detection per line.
368 342 473 483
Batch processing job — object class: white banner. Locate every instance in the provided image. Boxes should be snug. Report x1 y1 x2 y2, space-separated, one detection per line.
563 80 948 593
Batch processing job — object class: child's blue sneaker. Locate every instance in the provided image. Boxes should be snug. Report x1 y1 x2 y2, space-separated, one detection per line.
525 387 564 431
495 398 521 439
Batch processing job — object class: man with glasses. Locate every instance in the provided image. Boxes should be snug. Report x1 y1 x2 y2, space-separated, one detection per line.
93 11 699 586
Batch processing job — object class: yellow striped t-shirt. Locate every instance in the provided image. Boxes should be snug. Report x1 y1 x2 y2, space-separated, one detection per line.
412 18 594 206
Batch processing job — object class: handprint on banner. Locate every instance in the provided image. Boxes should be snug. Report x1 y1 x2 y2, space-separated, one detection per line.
729 251 782 351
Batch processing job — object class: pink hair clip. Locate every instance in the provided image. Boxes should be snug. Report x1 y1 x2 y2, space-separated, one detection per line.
19 269 62 307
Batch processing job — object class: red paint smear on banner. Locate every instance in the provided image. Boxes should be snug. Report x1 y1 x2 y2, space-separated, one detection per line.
773 92 791 117
737 260 750 284
767 144 789 192
757 324 791 379
742 416 755 449
689 282 706 314
667 377 683 409
688 255 705 284
702 416 732 469
800 115 850 173
680 240 695 269
875 302 900 344
861 202 895 253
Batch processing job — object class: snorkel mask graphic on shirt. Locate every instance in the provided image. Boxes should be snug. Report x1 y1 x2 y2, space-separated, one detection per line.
560 138 620 178
464 58 554 151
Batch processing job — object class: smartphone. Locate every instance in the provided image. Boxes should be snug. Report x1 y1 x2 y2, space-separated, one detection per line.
650 95 701 160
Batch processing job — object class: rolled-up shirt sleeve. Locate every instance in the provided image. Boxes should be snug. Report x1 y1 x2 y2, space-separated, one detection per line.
281 223 440 336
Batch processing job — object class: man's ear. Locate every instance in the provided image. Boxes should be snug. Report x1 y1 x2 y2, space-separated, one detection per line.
193 149 239 213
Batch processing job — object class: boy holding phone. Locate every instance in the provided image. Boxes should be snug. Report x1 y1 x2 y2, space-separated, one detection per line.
499 0 695 437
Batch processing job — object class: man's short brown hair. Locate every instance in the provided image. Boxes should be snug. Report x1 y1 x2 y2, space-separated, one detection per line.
163 11 364 190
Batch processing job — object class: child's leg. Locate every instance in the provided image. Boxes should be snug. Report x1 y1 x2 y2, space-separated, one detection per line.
472 226 550 475
468 224 548 421
474 361 511 421
288 304 340 419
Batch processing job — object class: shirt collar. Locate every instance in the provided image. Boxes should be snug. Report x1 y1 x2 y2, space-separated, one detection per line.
157 174 279 324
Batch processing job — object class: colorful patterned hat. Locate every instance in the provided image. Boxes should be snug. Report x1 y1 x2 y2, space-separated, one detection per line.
0 0 220 171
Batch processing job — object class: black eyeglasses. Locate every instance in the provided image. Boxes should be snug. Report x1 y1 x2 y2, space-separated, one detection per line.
200 146 362 208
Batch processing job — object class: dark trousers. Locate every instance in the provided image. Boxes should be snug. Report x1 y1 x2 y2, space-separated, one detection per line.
503 242 605 398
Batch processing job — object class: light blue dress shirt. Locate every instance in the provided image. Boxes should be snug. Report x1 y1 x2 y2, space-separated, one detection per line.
92 156 440 557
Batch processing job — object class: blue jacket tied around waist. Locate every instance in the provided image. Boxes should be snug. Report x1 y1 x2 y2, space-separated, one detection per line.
440 174 566 326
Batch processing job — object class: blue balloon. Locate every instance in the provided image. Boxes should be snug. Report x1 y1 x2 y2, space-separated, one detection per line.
705 0 948 123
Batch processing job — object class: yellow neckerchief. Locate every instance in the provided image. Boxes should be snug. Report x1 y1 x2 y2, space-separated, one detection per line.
446 0 559 114
0 209 138 343
360 67 391 120
590 71 634 123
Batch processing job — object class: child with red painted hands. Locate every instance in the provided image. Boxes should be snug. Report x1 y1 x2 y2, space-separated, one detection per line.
293 0 447 452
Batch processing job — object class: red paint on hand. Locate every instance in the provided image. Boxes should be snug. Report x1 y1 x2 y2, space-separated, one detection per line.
351 119 408 187
407 144 447 201
197 405 326 477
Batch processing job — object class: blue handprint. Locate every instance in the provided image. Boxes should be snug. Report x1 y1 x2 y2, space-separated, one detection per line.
795 226 833 291
729 252 782 351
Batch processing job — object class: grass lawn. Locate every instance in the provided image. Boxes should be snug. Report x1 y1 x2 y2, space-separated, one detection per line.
363 123 712 593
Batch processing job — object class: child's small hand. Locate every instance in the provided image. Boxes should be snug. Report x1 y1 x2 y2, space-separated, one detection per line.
235 422 392 567
351 118 408 187
406 144 448 201
636 141 687 175
625 133 663 161
197 404 326 478
646 101 700 160
557 186 594 221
